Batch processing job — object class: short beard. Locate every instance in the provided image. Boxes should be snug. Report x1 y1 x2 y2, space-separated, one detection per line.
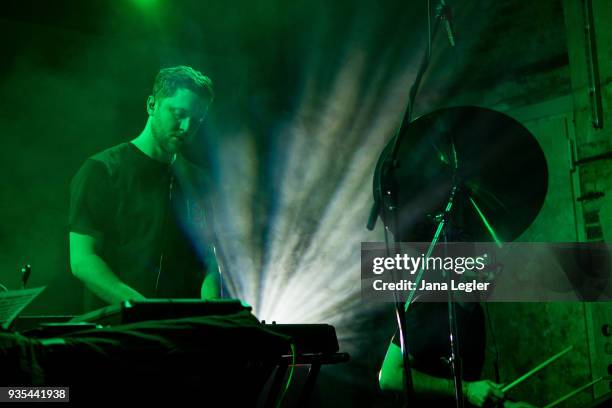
150 118 174 155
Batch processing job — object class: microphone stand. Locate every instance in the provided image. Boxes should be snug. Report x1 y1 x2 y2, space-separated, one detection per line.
371 1 452 405
367 0 445 231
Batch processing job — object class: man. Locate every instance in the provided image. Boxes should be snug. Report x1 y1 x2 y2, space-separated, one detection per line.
69 65 220 311
379 301 537 407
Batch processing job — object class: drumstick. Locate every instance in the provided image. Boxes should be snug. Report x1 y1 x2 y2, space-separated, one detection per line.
501 346 573 393
543 377 603 408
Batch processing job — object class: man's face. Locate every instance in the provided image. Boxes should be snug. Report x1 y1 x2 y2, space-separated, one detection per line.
148 88 210 155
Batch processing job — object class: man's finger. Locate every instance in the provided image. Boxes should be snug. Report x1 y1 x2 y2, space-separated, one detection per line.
485 382 505 400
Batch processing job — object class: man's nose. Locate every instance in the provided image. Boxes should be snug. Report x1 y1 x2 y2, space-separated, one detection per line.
178 117 191 132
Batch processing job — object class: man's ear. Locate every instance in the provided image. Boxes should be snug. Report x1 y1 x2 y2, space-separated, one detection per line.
146 95 156 115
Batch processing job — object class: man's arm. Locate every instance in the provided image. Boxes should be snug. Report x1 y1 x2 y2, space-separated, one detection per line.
70 231 145 304
200 245 221 299
379 341 504 407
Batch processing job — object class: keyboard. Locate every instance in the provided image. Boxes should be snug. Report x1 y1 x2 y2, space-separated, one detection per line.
70 298 250 326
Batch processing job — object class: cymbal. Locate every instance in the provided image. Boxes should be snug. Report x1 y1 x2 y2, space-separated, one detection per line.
373 106 548 242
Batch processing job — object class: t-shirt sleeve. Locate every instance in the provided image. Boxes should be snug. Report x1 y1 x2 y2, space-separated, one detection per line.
69 159 113 240
390 302 428 348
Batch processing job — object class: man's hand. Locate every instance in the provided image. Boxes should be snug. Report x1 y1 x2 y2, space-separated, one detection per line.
465 380 504 407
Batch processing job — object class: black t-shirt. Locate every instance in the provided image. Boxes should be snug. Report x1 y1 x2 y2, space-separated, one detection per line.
69 142 213 311
392 302 486 382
